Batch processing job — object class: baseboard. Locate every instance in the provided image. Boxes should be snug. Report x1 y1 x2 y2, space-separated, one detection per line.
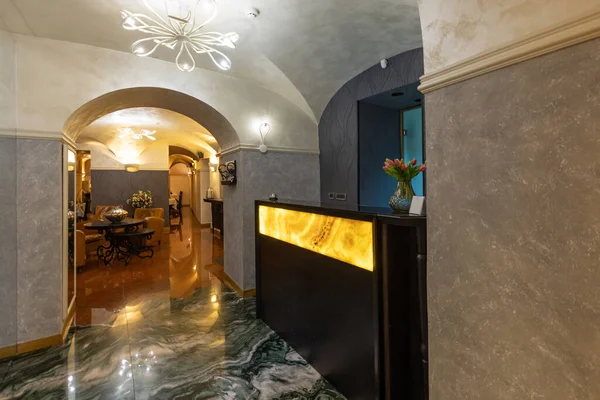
16 334 63 356
0 344 17 359
62 302 76 340
222 271 256 298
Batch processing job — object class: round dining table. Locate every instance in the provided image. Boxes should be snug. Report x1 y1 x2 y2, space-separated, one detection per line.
84 219 145 266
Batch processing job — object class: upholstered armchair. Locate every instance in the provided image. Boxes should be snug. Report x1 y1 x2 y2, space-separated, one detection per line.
134 208 165 220
75 221 103 261
143 217 165 247
87 205 124 221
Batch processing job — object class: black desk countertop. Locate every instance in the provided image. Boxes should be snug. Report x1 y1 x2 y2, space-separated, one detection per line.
256 198 426 224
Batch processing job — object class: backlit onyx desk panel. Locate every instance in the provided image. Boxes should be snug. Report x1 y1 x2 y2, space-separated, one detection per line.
255 200 427 400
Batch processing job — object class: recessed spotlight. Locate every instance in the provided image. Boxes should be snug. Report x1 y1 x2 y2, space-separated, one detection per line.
391 92 404 97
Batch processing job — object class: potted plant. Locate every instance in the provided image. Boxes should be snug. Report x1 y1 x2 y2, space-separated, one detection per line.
383 158 426 213
127 190 153 209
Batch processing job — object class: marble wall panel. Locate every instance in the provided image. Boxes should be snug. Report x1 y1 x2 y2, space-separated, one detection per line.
426 37 600 399
16 139 62 343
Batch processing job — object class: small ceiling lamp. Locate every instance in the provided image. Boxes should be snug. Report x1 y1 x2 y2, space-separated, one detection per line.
259 122 270 153
125 163 140 173
120 0 239 72
118 127 156 141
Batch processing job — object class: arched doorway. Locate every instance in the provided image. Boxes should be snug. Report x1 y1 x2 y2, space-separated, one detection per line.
64 87 237 325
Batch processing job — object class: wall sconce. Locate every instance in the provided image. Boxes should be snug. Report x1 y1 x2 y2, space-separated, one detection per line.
259 122 270 153
125 163 140 173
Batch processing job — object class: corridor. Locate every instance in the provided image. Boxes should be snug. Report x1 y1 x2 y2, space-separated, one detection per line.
0 210 343 399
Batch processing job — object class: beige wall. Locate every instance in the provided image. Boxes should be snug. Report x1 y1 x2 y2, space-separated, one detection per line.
418 0 600 73
169 165 192 206
14 34 319 153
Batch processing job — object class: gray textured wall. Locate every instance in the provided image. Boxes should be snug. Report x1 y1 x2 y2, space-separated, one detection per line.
319 48 423 204
223 150 320 290
426 38 600 399
16 139 63 343
90 170 169 226
0 137 17 348
358 102 401 207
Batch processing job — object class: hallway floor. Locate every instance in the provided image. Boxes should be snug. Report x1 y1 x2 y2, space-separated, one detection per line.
0 209 344 399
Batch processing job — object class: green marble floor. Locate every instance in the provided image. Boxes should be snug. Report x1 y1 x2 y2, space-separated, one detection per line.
0 287 345 399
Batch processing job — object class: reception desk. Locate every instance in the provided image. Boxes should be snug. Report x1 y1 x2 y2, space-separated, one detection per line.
255 200 427 400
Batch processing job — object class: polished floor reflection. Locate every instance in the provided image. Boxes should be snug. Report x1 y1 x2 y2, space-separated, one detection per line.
0 209 344 399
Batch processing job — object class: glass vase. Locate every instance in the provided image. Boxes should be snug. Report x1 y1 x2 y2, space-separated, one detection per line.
389 180 415 213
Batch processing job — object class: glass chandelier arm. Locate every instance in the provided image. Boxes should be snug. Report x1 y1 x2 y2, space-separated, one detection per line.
196 44 232 70
175 42 197 72
142 0 176 32
131 37 174 57
122 12 175 36
188 0 219 36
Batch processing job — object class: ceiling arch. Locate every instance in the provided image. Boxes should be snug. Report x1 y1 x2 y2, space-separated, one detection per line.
64 87 239 150
1 0 423 120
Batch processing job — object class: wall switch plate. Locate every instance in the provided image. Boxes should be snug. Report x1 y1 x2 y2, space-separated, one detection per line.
328 192 335 199
335 193 347 201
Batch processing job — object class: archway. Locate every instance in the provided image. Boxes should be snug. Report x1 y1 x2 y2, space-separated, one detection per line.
65 87 232 326
63 87 240 150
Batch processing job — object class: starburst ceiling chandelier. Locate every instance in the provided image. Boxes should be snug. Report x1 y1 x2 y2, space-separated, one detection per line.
118 127 157 141
120 0 239 72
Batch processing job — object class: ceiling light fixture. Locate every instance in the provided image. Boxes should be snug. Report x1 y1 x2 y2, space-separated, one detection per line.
118 127 157 141
120 0 239 72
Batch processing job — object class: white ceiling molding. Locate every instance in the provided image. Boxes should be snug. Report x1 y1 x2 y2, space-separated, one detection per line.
419 10 600 94
0 128 77 148
218 143 319 157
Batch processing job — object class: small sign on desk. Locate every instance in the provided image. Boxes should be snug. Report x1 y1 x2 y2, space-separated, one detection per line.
409 196 426 216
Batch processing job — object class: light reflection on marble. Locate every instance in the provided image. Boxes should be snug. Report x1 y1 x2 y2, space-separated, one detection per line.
0 209 345 399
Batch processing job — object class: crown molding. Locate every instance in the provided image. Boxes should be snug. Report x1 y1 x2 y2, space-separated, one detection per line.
0 128 77 148
219 143 320 157
419 10 600 94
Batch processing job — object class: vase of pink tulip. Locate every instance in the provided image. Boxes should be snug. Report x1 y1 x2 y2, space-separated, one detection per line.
383 158 426 213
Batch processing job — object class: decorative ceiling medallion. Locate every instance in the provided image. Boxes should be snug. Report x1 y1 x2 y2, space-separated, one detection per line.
118 127 157 141
120 0 239 72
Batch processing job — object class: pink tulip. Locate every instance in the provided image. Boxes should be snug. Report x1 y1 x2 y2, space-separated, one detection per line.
411 158 417 166
419 164 426 171
383 166 389 172
394 159 402 167
400 164 406 171
384 161 393 168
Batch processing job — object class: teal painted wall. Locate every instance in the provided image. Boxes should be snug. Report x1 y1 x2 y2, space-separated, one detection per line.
402 107 424 196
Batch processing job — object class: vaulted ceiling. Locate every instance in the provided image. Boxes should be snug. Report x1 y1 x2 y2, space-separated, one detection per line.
78 107 218 158
0 0 422 120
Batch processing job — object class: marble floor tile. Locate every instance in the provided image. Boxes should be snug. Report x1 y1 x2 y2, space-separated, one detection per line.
0 209 344 399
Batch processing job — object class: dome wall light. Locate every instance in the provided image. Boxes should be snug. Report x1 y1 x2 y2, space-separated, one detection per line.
125 163 140 173
258 122 271 153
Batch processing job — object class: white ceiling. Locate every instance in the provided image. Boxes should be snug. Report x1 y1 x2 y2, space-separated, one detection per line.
78 107 218 156
0 0 422 119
